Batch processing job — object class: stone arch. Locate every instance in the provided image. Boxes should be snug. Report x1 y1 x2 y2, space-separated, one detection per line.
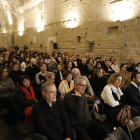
30 41 33 50
47 37 56 53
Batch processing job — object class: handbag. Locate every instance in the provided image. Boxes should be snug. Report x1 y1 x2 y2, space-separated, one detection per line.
116 105 138 126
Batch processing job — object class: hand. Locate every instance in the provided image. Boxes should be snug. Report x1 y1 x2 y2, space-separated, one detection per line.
59 94 64 100
71 90 81 97
88 96 94 100
41 80 44 82
65 138 71 140
0 85 2 87
93 103 98 112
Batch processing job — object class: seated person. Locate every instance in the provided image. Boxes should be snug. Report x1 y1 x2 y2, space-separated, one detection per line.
90 67 107 97
75 55 82 67
87 58 94 75
48 58 57 72
53 64 63 89
126 61 134 72
0 66 15 104
103 60 115 75
125 72 140 115
35 62 48 85
9 62 22 86
72 68 94 100
100 55 105 67
101 73 140 127
133 62 140 72
111 59 120 73
63 76 111 140
14 75 37 122
64 61 73 71
58 70 74 96
20 56 30 72
45 72 55 83
78 58 91 79
32 81 72 140
119 63 131 91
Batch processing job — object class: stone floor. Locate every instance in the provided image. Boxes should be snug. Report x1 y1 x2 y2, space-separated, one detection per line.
0 108 34 140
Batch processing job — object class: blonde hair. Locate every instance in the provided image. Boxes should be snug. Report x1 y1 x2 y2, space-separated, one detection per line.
107 73 124 87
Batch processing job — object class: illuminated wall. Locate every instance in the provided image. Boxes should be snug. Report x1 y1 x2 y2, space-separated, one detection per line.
12 0 140 62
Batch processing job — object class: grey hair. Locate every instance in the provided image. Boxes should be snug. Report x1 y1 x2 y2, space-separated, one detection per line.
74 76 86 84
41 81 55 92
71 68 80 76
45 72 55 78
30 58 36 63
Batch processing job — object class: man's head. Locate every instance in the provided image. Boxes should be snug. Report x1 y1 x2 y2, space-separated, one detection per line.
126 62 132 68
131 72 140 84
41 82 57 104
13 63 19 71
45 72 55 82
39 63 47 73
74 76 87 94
120 63 127 72
30 58 37 67
55 54 58 58
72 68 81 78
69 57 72 62
56 64 62 71
82 58 87 65
51 58 57 65
137 62 140 69
35 55 39 60
76 55 80 59
105 60 110 67
95 57 100 62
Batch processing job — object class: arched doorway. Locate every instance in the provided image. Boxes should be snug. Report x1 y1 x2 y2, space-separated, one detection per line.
30 41 33 50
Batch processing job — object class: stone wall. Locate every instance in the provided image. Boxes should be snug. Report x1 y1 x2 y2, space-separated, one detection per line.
9 0 140 63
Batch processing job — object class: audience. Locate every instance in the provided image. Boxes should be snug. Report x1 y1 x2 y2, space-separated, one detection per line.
63 76 111 140
125 72 140 115
101 73 140 127
14 75 37 122
25 58 40 83
9 62 22 86
109 56 114 66
58 70 74 96
32 82 72 140
0 48 138 140
111 59 120 73
119 63 131 91
0 66 15 104
90 67 107 97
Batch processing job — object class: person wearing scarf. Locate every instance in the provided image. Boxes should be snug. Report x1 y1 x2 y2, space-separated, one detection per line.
101 73 140 127
14 75 37 122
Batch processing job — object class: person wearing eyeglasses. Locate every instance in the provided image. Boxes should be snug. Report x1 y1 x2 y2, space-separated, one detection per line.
0 66 15 104
119 63 131 91
48 58 57 72
32 81 72 140
63 76 113 140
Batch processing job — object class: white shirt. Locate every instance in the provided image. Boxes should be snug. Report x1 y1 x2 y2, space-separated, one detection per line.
111 64 120 73
101 84 123 107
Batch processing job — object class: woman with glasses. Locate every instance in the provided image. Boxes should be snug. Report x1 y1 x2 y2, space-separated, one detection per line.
119 63 131 91
14 75 37 122
0 66 15 104
58 70 74 97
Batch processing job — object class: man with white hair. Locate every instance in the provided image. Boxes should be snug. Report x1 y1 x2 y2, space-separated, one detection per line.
25 58 40 82
72 68 94 99
32 81 72 140
78 58 91 79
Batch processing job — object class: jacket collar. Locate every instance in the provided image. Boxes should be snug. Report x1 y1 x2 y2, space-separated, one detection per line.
131 81 138 89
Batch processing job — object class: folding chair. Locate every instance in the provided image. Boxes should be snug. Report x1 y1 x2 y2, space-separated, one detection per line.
127 121 140 140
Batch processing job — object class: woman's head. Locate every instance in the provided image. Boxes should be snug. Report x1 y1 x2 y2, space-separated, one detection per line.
56 64 62 71
63 70 72 82
0 66 8 79
137 62 140 68
18 75 30 88
120 63 127 72
7 60 14 67
96 62 102 68
66 61 72 70
87 58 94 64
95 67 105 78
110 56 114 62
107 73 124 87
113 59 117 65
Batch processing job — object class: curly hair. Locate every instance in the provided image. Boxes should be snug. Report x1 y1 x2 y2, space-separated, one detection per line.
93 67 106 78
107 73 124 87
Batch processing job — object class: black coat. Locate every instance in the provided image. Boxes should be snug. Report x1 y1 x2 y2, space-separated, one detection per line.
32 98 71 140
103 65 115 75
78 63 90 76
125 84 140 106
90 76 107 97
54 70 63 89
14 87 36 115
9 70 22 85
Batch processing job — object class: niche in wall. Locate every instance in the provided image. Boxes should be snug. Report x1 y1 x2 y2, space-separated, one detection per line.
40 44 42 49
76 36 81 43
107 26 118 39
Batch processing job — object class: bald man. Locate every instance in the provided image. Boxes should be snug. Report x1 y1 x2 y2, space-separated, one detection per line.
25 58 40 82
